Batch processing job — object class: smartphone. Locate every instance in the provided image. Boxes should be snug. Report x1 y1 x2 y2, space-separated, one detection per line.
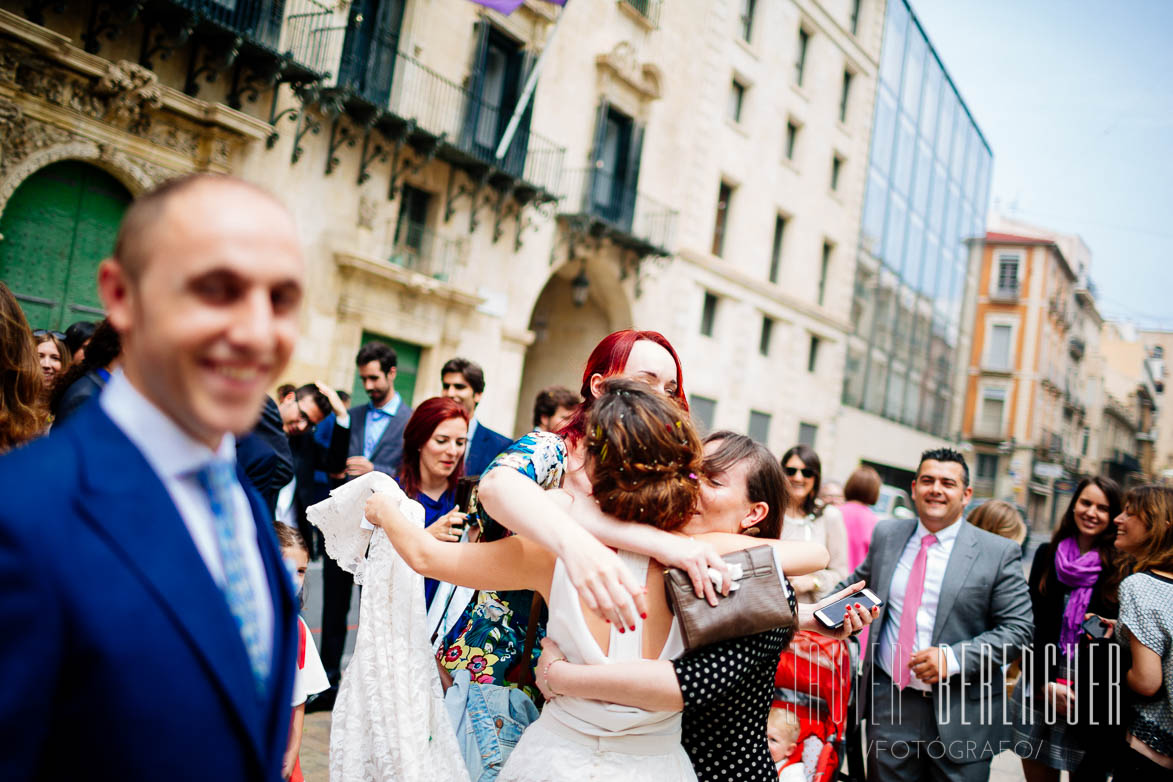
454 476 479 514
814 588 883 630
1081 615 1109 639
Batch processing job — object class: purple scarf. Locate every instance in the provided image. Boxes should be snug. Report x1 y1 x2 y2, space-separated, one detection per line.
1054 537 1102 657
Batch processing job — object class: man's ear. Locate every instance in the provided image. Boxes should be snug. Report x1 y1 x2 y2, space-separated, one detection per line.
472 391 483 408
98 258 133 333
387 366 397 384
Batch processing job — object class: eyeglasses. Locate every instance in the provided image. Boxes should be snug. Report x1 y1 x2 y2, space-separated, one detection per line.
33 329 66 340
783 466 817 479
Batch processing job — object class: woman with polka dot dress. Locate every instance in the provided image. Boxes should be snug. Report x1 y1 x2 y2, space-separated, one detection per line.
536 432 878 781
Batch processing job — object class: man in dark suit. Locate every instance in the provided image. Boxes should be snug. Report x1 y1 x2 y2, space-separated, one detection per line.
441 356 512 476
316 341 412 694
837 448 1033 782
0 174 303 780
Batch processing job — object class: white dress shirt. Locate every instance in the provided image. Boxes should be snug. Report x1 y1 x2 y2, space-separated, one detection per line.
877 517 963 690
100 370 274 659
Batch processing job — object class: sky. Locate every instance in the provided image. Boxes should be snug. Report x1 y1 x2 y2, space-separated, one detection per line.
910 0 1173 329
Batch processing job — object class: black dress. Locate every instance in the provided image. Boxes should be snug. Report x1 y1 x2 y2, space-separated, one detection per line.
675 580 798 781
1013 541 1120 780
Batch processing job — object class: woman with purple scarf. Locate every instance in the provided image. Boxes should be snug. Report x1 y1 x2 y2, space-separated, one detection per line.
1011 476 1123 782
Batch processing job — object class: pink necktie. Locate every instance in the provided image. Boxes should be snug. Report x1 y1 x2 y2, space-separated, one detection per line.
895 533 938 689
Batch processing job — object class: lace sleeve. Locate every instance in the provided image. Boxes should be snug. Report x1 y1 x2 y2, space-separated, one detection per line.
307 472 407 585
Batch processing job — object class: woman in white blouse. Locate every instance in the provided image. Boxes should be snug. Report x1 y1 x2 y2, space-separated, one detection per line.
779 444 848 602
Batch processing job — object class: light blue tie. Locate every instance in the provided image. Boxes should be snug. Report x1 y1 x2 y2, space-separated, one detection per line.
196 460 269 694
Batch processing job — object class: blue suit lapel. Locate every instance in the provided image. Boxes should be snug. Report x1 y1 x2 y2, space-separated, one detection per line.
67 406 279 766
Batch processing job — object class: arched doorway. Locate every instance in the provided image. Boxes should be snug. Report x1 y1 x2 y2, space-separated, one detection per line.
0 161 132 329
513 258 634 435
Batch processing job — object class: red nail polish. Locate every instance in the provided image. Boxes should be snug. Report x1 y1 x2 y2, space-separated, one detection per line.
855 603 862 609
629 625 636 631
619 627 626 634
605 619 611 623
640 613 648 620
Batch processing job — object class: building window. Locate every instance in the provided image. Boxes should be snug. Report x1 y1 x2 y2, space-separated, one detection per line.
830 154 844 191
784 120 799 161
760 316 774 356
978 387 1007 436
1082 426 1090 456
748 410 771 443
690 394 717 433
728 79 746 123
700 291 719 336
839 70 853 122
807 335 821 373
768 214 786 283
995 254 1020 298
712 181 733 256
975 453 998 484
849 0 861 35
393 184 432 257
739 0 756 42
795 27 810 86
798 421 818 448
818 242 832 306
987 323 1013 370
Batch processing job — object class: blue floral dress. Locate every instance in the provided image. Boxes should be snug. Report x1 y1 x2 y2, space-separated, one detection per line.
435 431 567 696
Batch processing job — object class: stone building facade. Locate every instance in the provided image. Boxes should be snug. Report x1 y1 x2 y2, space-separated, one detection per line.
0 0 882 456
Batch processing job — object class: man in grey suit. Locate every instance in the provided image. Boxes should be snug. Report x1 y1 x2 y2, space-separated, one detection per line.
838 448 1033 781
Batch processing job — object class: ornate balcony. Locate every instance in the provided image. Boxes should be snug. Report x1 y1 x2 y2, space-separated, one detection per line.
558 166 677 257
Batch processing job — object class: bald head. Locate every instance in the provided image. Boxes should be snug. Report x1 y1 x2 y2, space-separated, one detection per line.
98 173 304 449
113 174 292 280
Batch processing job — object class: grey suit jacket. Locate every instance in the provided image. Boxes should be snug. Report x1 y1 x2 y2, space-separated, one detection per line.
836 516 1033 762
346 400 412 477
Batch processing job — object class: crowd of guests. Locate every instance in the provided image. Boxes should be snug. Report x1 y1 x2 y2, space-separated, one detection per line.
1 174 1171 782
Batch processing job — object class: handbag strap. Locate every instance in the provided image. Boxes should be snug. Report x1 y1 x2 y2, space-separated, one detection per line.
517 591 544 687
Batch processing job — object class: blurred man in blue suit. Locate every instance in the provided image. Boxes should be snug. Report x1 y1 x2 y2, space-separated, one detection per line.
0 175 303 780
441 356 511 476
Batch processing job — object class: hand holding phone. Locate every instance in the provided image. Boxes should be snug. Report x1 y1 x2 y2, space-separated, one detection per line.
814 588 883 630
1081 614 1111 640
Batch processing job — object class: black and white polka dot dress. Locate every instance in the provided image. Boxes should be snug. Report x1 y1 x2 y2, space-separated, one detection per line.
675 578 798 781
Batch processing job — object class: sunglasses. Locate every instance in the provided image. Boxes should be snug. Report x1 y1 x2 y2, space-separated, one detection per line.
33 329 66 340
783 466 817 479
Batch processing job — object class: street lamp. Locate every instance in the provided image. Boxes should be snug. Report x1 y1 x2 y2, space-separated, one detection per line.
571 261 590 307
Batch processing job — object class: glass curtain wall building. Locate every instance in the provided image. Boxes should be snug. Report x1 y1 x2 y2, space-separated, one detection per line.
844 0 992 438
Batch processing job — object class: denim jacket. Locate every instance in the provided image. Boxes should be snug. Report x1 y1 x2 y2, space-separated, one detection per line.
444 669 539 782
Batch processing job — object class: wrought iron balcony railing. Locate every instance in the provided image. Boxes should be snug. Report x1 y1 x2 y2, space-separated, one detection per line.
280 0 349 78
559 167 677 255
172 0 285 48
385 218 468 284
298 25 563 195
621 0 663 26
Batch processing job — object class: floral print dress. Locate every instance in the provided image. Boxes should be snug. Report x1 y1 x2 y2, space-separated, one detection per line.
435 431 567 697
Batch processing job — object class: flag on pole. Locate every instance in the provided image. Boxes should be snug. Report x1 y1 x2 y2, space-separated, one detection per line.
468 0 566 14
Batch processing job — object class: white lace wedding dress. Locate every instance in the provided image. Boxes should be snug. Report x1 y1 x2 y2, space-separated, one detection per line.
308 473 470 782
499 550 697 782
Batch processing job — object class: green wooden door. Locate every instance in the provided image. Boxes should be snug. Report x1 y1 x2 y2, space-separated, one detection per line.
0 161 131 329
351 331 423 407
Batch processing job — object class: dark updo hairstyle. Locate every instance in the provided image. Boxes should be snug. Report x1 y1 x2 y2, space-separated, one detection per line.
49 319 122 417
702 431 789 539
585 377 702 533
781 444 823 517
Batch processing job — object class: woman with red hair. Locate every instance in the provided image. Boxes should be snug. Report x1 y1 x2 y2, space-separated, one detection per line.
476 329 726 635
396 396 470 607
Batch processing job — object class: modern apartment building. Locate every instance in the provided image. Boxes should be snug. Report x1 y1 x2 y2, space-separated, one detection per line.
833 0 993 484
961 227 1085 528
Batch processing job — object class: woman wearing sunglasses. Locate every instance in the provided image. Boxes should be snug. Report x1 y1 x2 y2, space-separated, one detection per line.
779 445 848 602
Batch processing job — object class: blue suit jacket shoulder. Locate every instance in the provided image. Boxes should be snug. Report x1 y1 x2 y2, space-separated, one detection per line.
465 422 514 477
0 403 298 781
347 399 412 476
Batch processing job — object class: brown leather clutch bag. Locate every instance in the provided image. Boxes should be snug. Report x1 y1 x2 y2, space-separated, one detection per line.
663 545 796 651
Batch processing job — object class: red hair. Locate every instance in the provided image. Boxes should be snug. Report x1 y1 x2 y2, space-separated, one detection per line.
397 397 469 499
559 330 688 446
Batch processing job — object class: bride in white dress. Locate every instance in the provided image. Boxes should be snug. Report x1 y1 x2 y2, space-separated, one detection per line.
363 379 829 781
